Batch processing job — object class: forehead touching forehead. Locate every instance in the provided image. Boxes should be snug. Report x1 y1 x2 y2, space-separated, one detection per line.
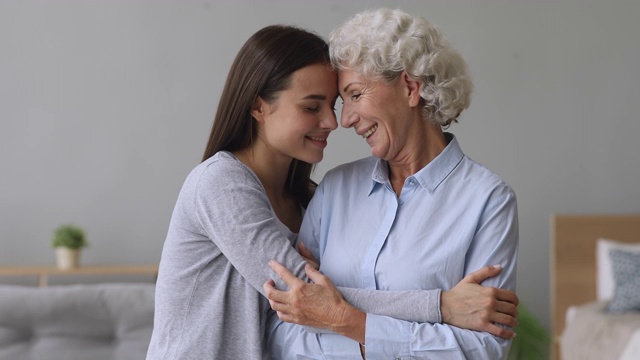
290 63 337 96
337 68 377 94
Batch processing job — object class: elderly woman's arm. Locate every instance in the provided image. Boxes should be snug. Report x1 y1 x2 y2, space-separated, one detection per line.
294 243 518 334
265 265 517 360
265 263 517 338
362 186 518 359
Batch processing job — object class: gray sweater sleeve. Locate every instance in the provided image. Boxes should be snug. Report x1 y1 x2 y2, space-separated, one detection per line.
196 155 440 324
338 287 440 323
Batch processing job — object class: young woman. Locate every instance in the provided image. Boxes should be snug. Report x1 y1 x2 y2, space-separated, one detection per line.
147 24 517 360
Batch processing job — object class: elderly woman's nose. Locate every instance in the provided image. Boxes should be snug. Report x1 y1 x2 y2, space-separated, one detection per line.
340 105 357 128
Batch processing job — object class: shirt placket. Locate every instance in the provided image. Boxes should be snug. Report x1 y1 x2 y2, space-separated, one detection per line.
361 183 400 290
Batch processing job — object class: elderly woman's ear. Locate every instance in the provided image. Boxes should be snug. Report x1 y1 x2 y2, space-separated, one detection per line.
402 71 423 108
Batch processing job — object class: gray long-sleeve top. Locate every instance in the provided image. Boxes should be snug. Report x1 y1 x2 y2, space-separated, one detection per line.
146 151 441 360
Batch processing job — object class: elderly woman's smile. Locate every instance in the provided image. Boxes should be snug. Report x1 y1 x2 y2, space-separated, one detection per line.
362 124 378 139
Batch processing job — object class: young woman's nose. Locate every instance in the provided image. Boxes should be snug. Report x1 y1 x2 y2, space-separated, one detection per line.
321 108 338 130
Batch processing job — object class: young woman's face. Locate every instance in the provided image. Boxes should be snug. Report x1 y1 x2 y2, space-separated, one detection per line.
256 63 338 164
338 69 415 161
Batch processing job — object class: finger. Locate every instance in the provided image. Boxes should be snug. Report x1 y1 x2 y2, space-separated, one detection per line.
494 299 519 317
269 260 304 288
298 243 320 269
263 279 276 298
463 265 502 284
307 260 320 271
269 300 289 314
297 241 313 259
490 312 518 328
304 264 328 285
306 259 320 271
276 311 296 324
264 280 290 303
494 288 519 306
484 323 516 339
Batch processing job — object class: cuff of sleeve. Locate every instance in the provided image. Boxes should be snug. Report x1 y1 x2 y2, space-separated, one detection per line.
317 333 362 360
365 314 411 359
432 288 442 323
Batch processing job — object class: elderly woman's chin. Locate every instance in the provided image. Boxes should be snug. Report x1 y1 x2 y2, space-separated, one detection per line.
365 137 390 160
369 144 390 160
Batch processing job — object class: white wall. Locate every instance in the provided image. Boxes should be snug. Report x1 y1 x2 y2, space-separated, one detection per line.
2 0 640 332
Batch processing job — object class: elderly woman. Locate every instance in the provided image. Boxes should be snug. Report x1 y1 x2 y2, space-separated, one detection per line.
265 8 518 360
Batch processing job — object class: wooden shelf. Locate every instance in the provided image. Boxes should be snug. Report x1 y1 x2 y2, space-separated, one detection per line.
0 265 158 286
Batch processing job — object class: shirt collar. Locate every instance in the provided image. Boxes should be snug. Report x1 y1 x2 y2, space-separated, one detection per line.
369 158 388 195
368 133 464 195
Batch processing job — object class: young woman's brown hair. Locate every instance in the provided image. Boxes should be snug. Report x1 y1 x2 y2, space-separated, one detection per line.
202 25 330 207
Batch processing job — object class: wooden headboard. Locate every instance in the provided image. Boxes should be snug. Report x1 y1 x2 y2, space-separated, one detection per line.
550 214 640 359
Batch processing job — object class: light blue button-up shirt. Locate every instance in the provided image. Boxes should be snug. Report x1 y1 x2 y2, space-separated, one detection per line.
267 134 518 360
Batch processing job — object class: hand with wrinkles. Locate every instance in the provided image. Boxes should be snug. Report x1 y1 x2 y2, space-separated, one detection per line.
264 261 365 342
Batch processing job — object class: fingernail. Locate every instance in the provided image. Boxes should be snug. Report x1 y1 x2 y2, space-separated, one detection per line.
492 264 502 269
268 260 275 266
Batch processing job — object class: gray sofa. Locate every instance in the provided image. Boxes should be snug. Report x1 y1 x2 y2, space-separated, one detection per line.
0 283 155 360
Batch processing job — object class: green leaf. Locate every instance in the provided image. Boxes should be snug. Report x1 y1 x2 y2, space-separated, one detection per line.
508 304 551 360
51 224 88 249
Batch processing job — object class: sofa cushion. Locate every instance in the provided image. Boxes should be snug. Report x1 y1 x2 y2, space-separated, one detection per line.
0 283 154 360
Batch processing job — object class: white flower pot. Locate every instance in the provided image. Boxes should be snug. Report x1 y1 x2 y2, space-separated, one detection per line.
55 248 81 269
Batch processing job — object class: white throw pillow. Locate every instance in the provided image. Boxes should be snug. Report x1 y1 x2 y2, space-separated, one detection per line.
596 238 640 301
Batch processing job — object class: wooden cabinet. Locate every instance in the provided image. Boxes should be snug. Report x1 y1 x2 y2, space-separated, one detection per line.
0 265 158 286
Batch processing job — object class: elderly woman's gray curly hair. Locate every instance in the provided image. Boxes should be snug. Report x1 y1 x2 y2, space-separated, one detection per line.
329 8 473 127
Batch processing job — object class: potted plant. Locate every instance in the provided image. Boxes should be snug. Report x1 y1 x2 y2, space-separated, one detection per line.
51 224 88 269
508 304 551 360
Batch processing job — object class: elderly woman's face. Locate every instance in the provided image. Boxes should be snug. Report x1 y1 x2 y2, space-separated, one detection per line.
338 69 416 161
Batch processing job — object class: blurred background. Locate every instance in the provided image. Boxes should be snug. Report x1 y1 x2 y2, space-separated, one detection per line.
2 0 639 337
